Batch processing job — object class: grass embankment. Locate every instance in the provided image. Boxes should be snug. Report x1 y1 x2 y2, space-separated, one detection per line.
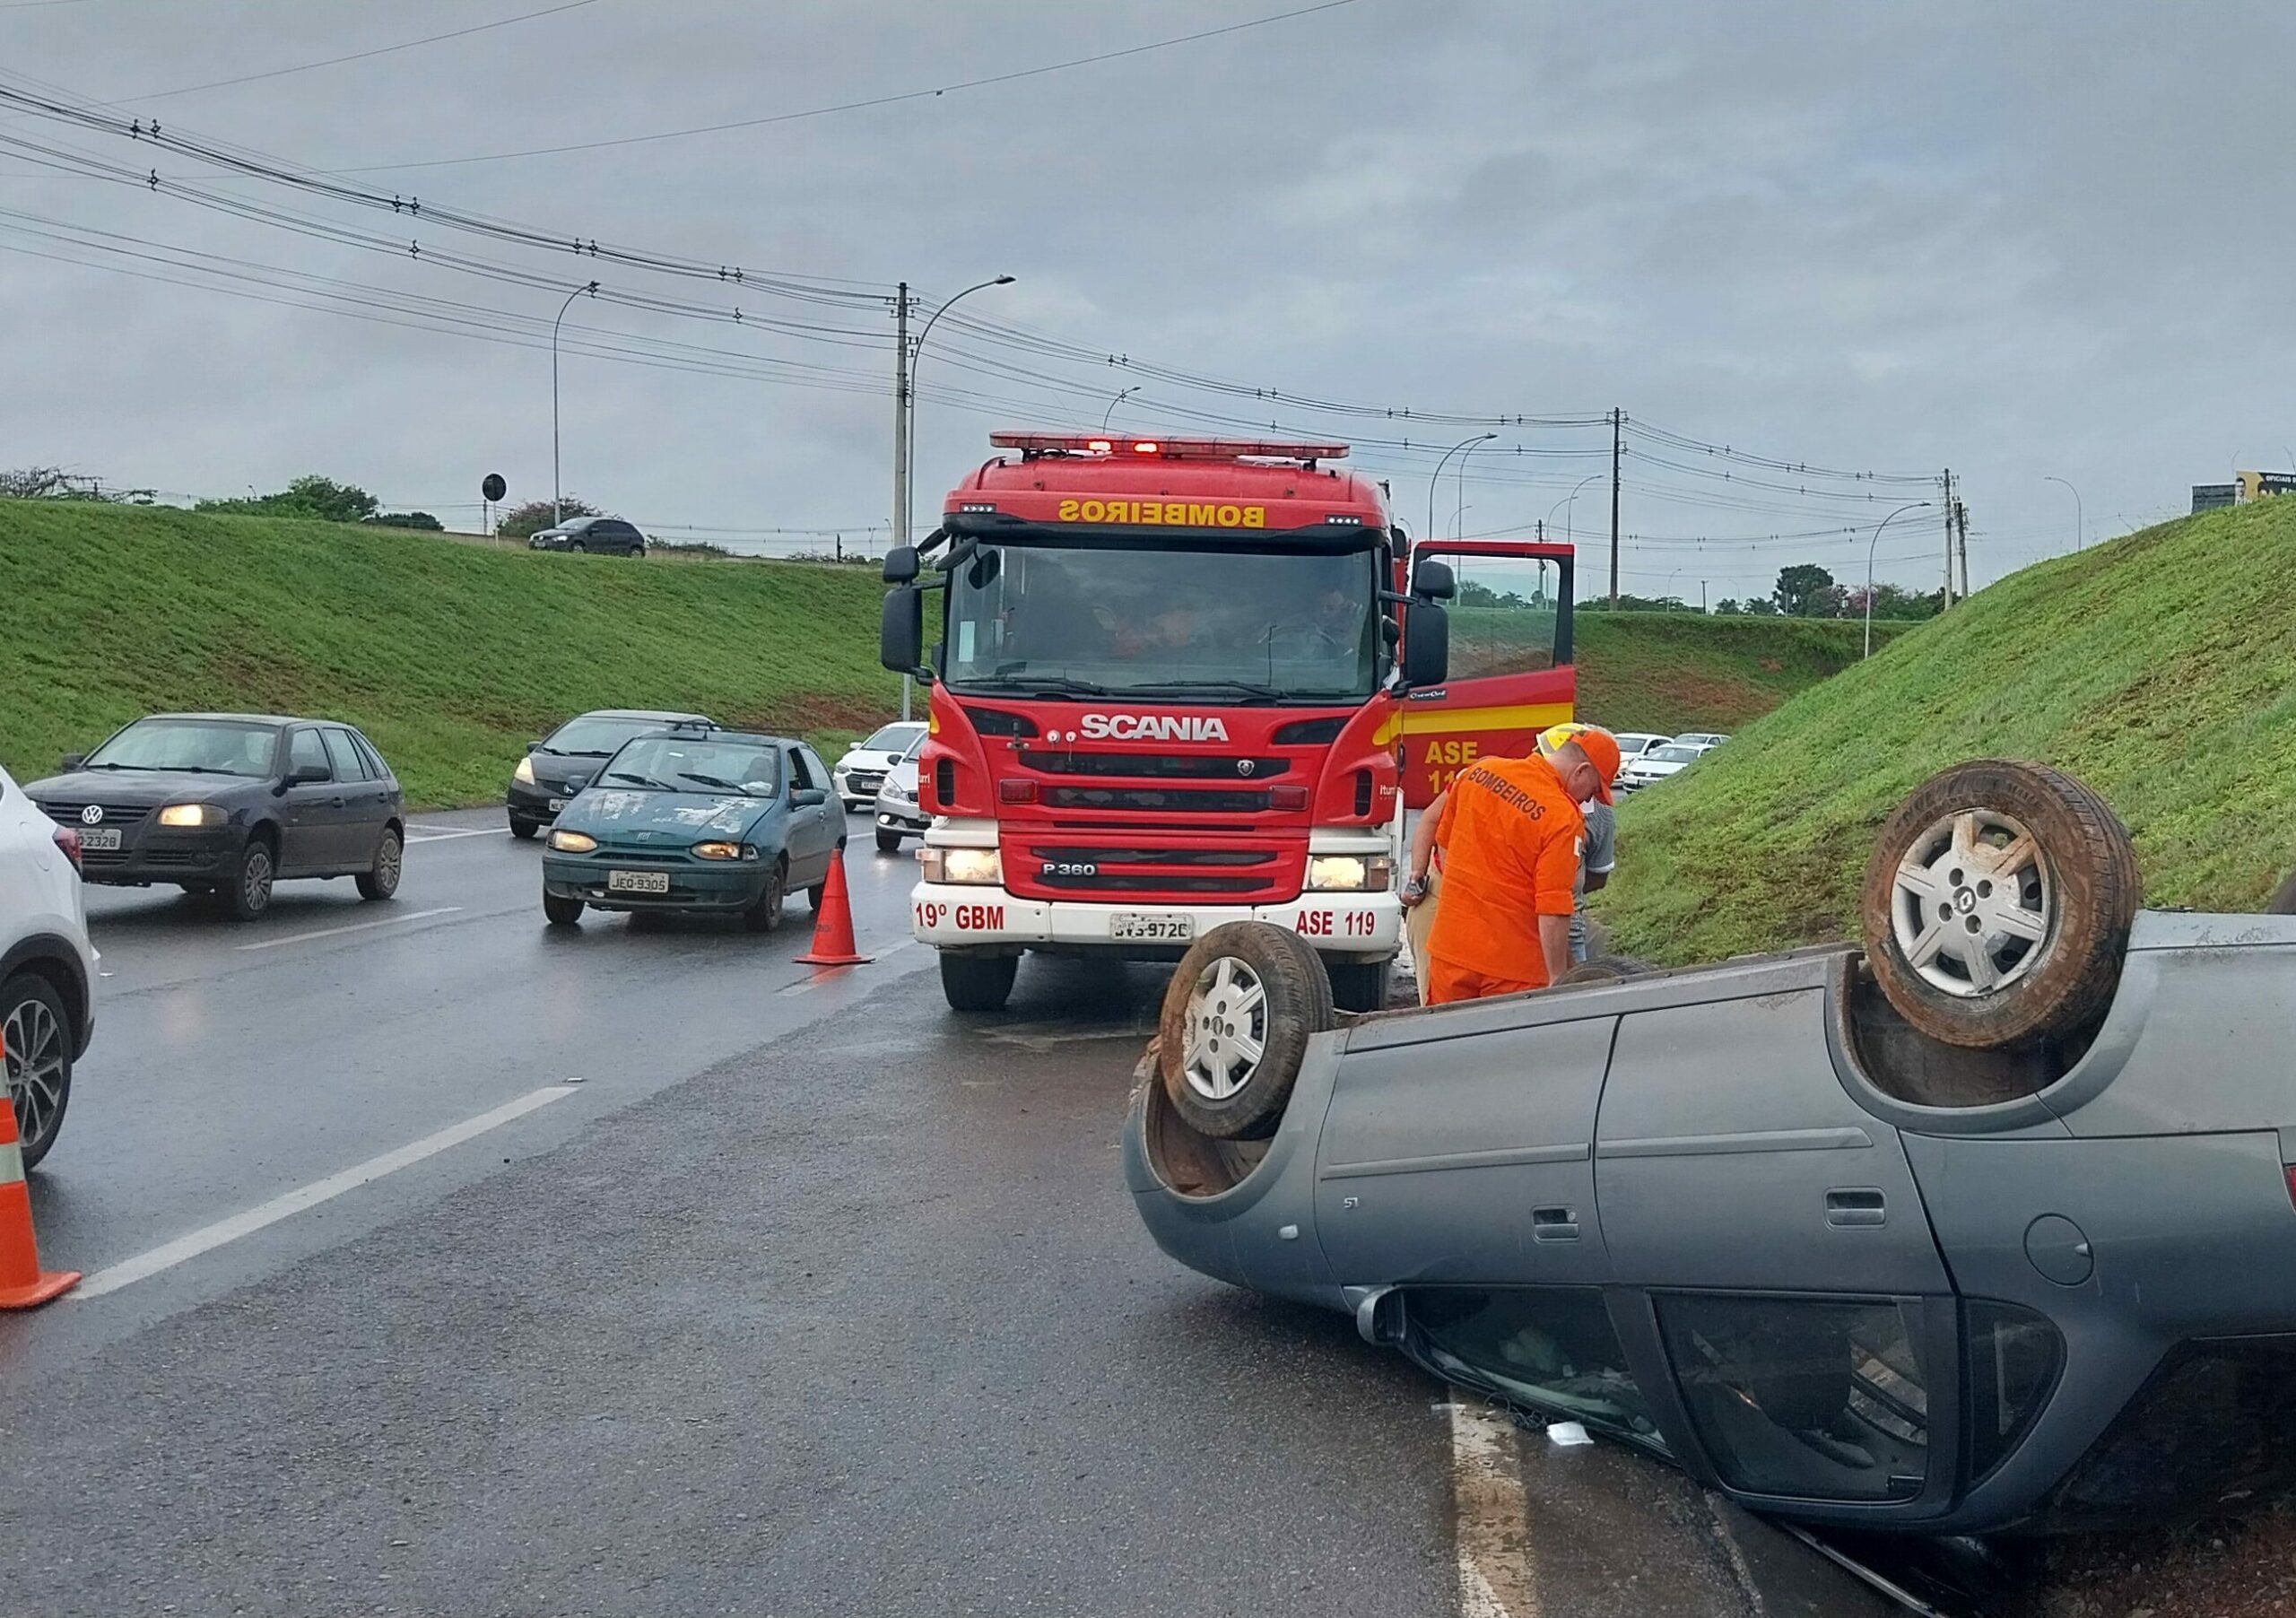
1595 499 2296 965
1574 611 1908 735
0 501 900 807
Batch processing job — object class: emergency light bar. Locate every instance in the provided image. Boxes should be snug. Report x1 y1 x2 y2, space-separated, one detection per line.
988 431 1350 462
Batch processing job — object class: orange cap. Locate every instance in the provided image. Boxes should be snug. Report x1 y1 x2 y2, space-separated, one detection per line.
1538 723 1621 804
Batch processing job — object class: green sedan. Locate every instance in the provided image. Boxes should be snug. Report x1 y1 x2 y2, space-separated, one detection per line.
539 727 844 930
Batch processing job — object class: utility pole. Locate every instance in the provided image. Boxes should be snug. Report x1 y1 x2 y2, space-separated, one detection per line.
892 282 912 720
1954 500 1970 598
1535 518 1544 542
1940 469 1955 609
1609 407 1623 608
1700 579 1707 614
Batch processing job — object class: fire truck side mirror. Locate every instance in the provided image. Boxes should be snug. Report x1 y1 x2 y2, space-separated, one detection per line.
1411 559 1457 600
1401 602 1449 688
883 545 921 584
880 586 926 674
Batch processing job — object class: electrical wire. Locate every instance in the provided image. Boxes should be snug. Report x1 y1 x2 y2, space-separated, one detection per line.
131 1 604 101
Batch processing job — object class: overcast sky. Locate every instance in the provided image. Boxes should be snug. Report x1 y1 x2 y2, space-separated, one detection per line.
3 0 2289 599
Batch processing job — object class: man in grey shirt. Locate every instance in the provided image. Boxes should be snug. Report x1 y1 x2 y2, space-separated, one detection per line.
1572 795 1616 962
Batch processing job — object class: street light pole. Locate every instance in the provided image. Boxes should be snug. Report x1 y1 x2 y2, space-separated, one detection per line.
551 280 599 524
2043 475 2084 553
903 274 1015 545
1549 473 1602 544
1101 386 1137 431
1428 432 1495 545
1454 436 1491 538
1866 500 1932 658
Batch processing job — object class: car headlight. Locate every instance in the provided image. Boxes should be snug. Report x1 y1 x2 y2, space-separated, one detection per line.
1308 853 1395 892
691 840 744 861
155 803 221 828
919 847 1001 885
886 781 916 803
549 829 596 852
514 756 535 785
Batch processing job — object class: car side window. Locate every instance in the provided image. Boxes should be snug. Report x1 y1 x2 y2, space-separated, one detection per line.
286 727 332 781
1654 1293 1929 1502
786 748 816 791
1405 1288 1665 1454
320 728 369 782
799 746 832 791
350 732 390 781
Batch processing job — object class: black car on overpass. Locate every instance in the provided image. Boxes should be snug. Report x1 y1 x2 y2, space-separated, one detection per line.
507 709 714 839
26 713 404 920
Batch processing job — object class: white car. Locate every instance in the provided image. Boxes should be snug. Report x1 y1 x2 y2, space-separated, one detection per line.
1611 732 1672 765
1616 741 1712 794
0 761 96 1169
1674 731 1729 749
833 721 926 813
872 735 930 854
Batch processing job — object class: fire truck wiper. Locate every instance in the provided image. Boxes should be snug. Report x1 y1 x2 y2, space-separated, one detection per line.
959 674 1111 699
1126 680 1289 704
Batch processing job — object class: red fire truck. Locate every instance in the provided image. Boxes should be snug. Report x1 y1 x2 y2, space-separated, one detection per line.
878 431 1575 1013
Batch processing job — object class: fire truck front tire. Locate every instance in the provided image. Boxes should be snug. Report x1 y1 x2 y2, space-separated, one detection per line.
940 950 1019 1013
1325 959 1393 1013
876 828 905 855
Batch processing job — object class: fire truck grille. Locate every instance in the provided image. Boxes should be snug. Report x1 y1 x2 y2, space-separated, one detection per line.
1040 786 1270 813
1035 872 1273 895
1027 846 1274 867
1016 750 1288 780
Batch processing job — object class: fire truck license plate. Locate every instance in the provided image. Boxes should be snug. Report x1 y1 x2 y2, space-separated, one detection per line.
1111 913 1193 942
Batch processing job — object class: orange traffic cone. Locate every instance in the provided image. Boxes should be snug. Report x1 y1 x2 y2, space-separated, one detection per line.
795 845 872 967
0 1031 76 1309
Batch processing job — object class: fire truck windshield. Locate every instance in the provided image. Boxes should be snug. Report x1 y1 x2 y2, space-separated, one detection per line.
941 541 1381 702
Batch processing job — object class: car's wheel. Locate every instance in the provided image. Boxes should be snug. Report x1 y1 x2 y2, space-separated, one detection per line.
356 826 402 900
1326 958 1392 1013
1159 922 1335 1142
743 862 786 933
1860 761 2139 1049
222 833 276 921
807 883 826 911
631 544 646 559
875 828 903 854
0 973 72 1170
940 951 1018 1013
543 892 583 926
1554 954 1657 986
509 818 539 841
569 541 587 553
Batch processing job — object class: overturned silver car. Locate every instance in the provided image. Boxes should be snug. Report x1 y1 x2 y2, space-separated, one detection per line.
1126 761 2296 1535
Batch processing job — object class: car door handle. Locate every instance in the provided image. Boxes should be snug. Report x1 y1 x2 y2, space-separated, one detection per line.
1825 1188 1888 1228
328 796 345 808
1531 1205 1580 1242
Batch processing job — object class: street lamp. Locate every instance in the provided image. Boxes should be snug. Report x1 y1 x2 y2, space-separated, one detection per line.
1101 386 1137 431
2043 475 2084 553
552 279 599 524
1865 500 1932 657
1548 474 1603 544
1454 436 1493 538
1428 432 1495 546
903 274 1015 544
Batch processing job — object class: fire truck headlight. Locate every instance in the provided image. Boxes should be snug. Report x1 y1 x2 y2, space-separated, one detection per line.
1308 854 1394 892
921 847 1002 885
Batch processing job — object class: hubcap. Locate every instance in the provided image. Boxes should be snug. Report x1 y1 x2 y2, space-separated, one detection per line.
245 848 273 909
1180 955 1268 1102
1889 807 2053 997
378 834 401 887
3 996 64 1149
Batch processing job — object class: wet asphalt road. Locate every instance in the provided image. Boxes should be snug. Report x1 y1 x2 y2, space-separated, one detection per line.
0 807 1888 1615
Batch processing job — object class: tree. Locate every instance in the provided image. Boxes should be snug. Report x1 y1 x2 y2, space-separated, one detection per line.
1839 582 1942 621
1712 598 1742 615
365 510 444 531
1740 596 1779 616
495 495 603 542
196 474 378 524
1772 563 1838 618
0 465 155 503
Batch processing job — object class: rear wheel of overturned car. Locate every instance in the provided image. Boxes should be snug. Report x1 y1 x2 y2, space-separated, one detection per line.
543 892 583 926
1860 760 2139 1049
940 951 1019 1013
1159 922 1335 1142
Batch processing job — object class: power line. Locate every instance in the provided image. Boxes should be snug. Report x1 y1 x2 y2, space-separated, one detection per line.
132 0 604 102
328 0 1370 174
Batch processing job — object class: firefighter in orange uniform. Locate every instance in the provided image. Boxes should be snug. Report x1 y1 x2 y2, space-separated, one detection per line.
1418 726 1621 1004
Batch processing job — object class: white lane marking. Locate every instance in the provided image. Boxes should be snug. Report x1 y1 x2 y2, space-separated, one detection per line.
1445 1397 1536 1618
235 907 462 952
74 1086 576 1299
404 825 512 843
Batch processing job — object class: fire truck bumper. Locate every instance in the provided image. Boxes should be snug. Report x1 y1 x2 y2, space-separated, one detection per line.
908 883 1403 961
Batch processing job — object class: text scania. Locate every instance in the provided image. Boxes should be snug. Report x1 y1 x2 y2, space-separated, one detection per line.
1079 713 1231 743
1057 499 1265 528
